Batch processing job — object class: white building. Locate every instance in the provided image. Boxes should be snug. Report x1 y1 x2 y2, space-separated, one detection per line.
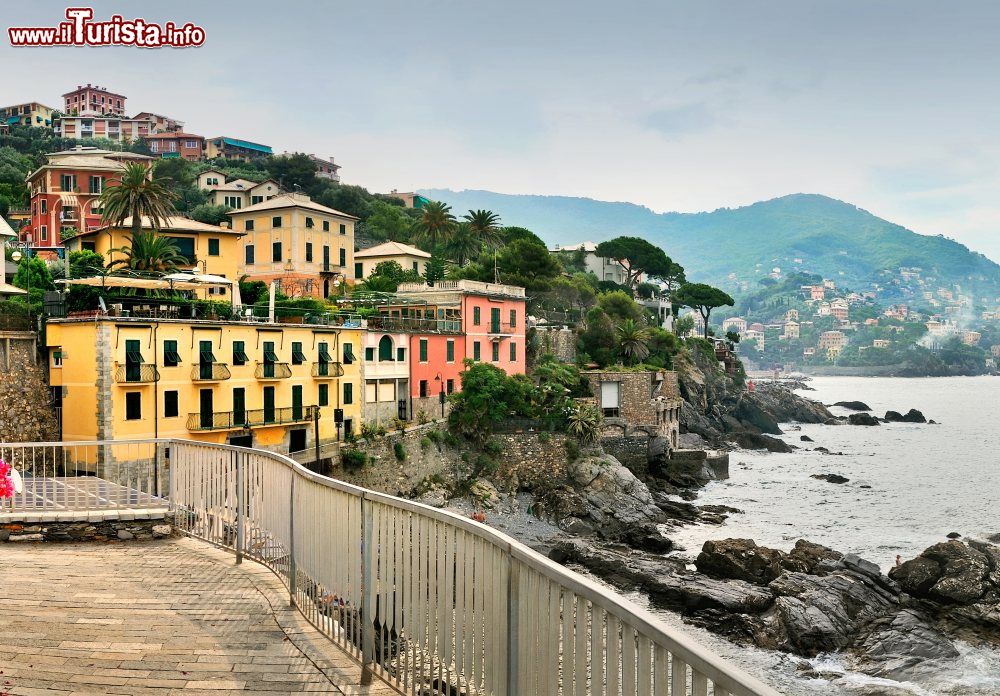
550 241 638 286
721 317 747 335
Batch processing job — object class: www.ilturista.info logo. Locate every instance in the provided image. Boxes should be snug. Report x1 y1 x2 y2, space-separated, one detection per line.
8 7 205 48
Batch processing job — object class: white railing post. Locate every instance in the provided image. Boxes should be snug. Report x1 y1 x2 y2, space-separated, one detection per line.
360 494 375 685
505 547 520 696
235 451 245 565
288 475 296 606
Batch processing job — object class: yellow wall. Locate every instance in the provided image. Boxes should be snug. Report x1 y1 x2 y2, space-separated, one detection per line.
356 254 428 279
46 319 364 452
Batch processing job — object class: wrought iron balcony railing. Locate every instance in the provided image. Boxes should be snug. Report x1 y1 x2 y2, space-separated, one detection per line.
311 361 345 378
190 363 232 381
186 405 316 431
113 363 159 384
254 362 293 380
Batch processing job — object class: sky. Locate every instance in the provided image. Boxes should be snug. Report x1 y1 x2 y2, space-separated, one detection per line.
4 0 1000 260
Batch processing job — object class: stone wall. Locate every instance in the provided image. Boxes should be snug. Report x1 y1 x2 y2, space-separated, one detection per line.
582 369 681 443
600 434 651 475
0 331 57 443
0 514 175 543
493 432 571 488
534 326 577 363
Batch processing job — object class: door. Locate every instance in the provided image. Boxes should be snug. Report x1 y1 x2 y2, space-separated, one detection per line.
199 340 213 379
233 388 246 426
229 434 252 448
199 389 214 429
263 341 275 378
491 307 501 333
263 386 275 423
600 381 620 417
125 339 141 382
292 385 303 421
289 428 307 453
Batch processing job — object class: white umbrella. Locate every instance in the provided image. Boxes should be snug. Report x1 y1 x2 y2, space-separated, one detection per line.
10 467 22 495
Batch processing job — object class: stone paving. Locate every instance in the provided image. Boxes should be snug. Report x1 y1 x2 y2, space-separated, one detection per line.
0 537 399 695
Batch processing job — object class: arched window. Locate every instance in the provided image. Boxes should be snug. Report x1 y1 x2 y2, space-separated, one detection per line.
378 335 394 361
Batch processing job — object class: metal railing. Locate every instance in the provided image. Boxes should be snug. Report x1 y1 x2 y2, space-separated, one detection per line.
191 363 232 381
0 437 781 696
311 361 345 378
112 363 159 383
367 315 463 334
254 362 293 379
185 406 316 431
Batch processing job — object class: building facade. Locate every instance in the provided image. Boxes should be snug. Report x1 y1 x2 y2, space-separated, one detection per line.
144 132 205 161
199 173 281 210
62 84 126 116
230 193 357 298
361 331 411 425
582 369 682 448
354 241 431 279
550 241 636 286
54 115 157 143
0 102 55 128
206 137 273 161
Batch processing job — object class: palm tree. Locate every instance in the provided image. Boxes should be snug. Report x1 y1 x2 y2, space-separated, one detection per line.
108 231 187 272
463 209 502 249
616 318 651 364
99 161 177 238
414 200 456 251
447 222 483 266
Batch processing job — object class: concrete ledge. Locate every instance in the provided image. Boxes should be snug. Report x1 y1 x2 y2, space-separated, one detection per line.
0 506 170 524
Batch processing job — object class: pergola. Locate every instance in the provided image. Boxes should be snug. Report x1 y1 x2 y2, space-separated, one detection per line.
57 272 242 308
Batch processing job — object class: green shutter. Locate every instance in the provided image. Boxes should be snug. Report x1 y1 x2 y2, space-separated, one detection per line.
419 339 428 362
344 382 353 404
446 340 454 362
473 342 480 361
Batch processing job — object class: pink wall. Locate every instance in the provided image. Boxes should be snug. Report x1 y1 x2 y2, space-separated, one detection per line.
409 333 465 399
462 294 527 377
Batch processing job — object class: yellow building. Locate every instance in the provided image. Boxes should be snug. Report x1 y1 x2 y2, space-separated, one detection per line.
230 192 358 298
196 169 281 210
0 101 56 128
46 316 363 457
64 216 245 298
354 241 431 280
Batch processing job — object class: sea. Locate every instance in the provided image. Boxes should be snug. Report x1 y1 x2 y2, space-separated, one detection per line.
661 376 1000 695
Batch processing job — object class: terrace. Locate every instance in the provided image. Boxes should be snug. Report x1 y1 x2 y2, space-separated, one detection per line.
0 438 781 696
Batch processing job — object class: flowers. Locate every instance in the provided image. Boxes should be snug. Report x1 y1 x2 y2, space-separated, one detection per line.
0 459 14 500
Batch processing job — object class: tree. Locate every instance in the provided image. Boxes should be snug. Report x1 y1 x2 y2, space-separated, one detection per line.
463 209 502 250
673 314 695 338
12 256 54 291
414 200 456 251
616 318 651 364
109 231 187 272
674 283 735 339
496 239 562 290
594 237 679 289
190 203 231 225
424 254 447 286
447 222 482 267
265 153 318 192
357 260 421 292
362 201 414 242
99 161 177 237
68 249 105 278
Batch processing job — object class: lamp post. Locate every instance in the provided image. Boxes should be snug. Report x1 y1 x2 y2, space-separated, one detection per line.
10 250 27 296
434 372 444 419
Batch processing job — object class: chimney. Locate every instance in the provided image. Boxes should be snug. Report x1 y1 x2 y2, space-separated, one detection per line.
220 221 230 229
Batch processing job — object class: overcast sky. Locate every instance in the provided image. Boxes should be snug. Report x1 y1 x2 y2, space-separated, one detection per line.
5 1 1000 260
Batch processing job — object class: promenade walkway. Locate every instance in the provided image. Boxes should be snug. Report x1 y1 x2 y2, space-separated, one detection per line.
0 537 396 695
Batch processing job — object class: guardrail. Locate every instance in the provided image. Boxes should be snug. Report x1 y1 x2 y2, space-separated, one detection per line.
191 362 232 381
0 438 781 696
185 406 316 431
112 363 160 383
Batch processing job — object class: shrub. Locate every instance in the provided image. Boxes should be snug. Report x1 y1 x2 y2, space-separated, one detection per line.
342 449 367 471
443 432 459 447
393 442 406 461
360 422 387 440
538 431 551 444
426 429 443 443
420 436 432 451
565 439 580 463
474 454 498 477
483 438 504 458
567 404 603 444
417 410 430 425
390 416 407 433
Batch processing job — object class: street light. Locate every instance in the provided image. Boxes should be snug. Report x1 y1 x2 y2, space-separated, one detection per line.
434 372 444 419
10 250 27 296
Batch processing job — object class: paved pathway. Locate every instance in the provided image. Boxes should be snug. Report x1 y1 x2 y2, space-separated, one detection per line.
0 537 398 695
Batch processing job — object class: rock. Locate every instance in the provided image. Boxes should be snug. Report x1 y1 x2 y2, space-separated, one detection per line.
851 609 960 680
884 409 927 423
696 539 786 585
782 539 843 574
823 418 844 425
728 432 793 453
883 410 905 422
811 473 850 484
848 412 880 426
566 454 663 538
889 540 991 605
834 401 871 411
151 524 172 538
614 522 673 553
416 489 447 508
10 533 43 542
800 435 814 442
117 529 134 540
469 479 501 509
947 532 962 539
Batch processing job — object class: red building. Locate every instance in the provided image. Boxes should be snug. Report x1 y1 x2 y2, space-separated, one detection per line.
144 132 205 161
21 147 152 251
63 84 127 116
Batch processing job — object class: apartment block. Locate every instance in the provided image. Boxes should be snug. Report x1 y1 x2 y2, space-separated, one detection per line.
0 101 56 128
206 136 273 161
144 132 205 161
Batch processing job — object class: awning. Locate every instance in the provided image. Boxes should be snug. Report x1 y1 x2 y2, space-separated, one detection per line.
5 116 19 125
0 282 27 296
60 273 242 309
59 193 79 207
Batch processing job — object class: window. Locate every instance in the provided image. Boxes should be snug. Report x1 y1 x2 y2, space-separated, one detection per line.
164 391 178 418
125 339 144 382
163 340 181 366
412 261 419 273
510 342 517 362
419 339 428 362
40 226 47 241
291 341 306 365
305 217 314 228
224 195 242 209
491 307 501 333
318 383 329 407
125 392 142 420
492 342 500 362
41 199 46 214
339 223 346 235
272 242 282 262
343 343 355 364
305 242 313 262
245 219 254 231
88 176 103 194
185 140 198 149
322 220 330 231
446 340 454 362
378 336 393 361
52 350 63 367
250 195 263 205
233 388 246 426
245 245 254 264
233 341 248 366
419 380 429 398
339 248 346 266
365 347 375 362
510 309 517 328
473 307 481 325
473 341 481 361
447 379 455 394
291 385 304 420
272 216 282 228
208 238 220 256
397 347 405 361
60 174 75 191
263 386 276 423
343 382 353 404
355 262 363 278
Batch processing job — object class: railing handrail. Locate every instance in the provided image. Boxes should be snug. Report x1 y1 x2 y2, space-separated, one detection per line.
1 437 780 696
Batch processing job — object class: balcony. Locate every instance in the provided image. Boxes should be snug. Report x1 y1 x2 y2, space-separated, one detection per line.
367 315 463 334
488 322 516 337
320 262 341 275
186 405 316 431
191 363 231 381
311 361 345 378
112 363 159 384
254 362 292 380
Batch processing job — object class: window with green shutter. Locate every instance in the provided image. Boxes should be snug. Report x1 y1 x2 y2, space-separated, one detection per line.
163 340 181 366
233 341 248 365
473 341 481 361
343 382 354 404
446 340 454 362
263 386 276 423
397 347 405 361
291 341 306 365
492 342 499 362
510 308 517 328
318 384 329 407
473 307 481 325
208 238 220 256
378 336 393 361
365 347 375 361
343 343 355 364
510 341 517 361
233 388 246 426
419 339 428 362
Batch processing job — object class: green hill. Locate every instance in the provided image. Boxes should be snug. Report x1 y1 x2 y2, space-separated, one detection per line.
421 190 1000 298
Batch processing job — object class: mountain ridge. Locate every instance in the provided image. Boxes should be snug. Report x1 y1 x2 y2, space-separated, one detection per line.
419 189 1000 298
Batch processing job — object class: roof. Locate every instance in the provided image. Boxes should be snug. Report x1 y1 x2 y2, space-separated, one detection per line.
211 137 272 154
551 241 599 253
25 149 151 180
143 132 204 140
62 86 126 98
80 216 243 237
0 215 15 237
355 241 431 260
228 192 358 220
211 178 261 192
